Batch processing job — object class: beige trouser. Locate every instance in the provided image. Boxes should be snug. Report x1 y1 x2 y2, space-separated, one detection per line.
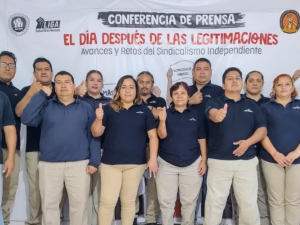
99 163 146 225
2 149 20 225
261 159 300 225
145 146 160 223
233 157 271 225
38 160 90 225
25 152 67 225
156 156 202 225
204 157 259 225
88 165 101 225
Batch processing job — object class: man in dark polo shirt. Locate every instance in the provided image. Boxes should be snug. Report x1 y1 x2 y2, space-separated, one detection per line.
0 91 17 225
15 57 64 225
21 71 100 225
0 51 21 225
188 58 223 221
232 71 271 225
204 67 267 225
136 71 166 225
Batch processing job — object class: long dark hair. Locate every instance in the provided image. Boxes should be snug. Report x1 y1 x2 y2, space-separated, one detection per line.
110 75 142 112
169 81 191 107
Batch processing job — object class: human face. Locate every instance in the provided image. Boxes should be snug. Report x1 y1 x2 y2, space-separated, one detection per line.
245 72 264 95
34 62 53 85
138 74 153 96
273 76 294 99
119 78 136 103
171 85 189 108
192 61 212 85
54 75 75 98
0 55 16 83
87 73 103 95
222 71 243 93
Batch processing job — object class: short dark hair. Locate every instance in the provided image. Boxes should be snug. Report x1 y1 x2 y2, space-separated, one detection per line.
222 67 242 83
86 70 103 81
33 57 53 72
0 51 17 65
193 58 211 69
170 81 191 107
245 70 264 83
54 71 74 83
137 71 154 83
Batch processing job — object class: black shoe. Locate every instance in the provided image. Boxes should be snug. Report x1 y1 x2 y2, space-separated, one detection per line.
133 218 138 225
146 223 157 225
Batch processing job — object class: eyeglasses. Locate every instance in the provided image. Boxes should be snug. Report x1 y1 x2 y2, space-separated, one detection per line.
0 62 16 69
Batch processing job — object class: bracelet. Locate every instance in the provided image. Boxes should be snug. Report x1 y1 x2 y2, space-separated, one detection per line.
273 151 278 158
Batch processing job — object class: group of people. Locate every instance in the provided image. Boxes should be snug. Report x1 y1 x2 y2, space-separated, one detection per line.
0 50 300 225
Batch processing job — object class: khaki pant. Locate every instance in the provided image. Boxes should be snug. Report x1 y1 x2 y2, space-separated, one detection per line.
233 157 271 225
261 159 300 225
156 156 202 225
25 152 66 225
2 149 20 225
38 160 90 225
204 157 259 225
88 165 101 225
99 163 146 225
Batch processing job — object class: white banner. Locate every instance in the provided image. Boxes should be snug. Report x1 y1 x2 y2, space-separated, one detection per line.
1 0 300 224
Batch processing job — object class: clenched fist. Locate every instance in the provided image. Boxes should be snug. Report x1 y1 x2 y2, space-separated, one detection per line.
28 77 42 96
189 91 203 105
158 107 167 122
215 104 227 122
75 80 87 97
96 103 104 120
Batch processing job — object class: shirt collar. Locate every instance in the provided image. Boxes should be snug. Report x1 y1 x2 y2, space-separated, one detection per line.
193 80 214 89
270 97 297 104
169 106 191 114
0 79 13 86
52 94 80 104
244 93 268 102
82 92 109 100
222 93 245 102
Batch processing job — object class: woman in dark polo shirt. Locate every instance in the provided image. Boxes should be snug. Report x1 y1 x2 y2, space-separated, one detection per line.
156 81 207 225
260 74 300 225
91 75 158 225
79 70 111 225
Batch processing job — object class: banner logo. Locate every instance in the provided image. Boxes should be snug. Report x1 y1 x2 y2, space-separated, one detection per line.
36 17 61 32
98 12 246 29
8 13 30 36
280 10 300 34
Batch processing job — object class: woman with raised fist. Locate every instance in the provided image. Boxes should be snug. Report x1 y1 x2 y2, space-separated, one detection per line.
91 75 158 225
156 81 207 225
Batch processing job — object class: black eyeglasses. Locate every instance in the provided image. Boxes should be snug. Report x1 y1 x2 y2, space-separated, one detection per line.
0 62 16 69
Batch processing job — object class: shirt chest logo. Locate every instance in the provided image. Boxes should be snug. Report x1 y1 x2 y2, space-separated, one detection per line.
293 106 300 109
189 118 197 121
244 109 253 113
14 94 18 96
136 111 144 114
204 94 211 98
149 100 156 104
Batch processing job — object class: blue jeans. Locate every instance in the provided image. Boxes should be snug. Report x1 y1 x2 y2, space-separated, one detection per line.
0 164 4 225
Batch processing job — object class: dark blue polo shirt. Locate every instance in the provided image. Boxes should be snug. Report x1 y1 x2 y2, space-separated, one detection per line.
80 93 111 111
143 94 167 108
21 90 101 168
244 94 270 106
159 107 206 167
101 103 156 165
260 98 300 164
0 91 16 164
189 81 223 138
0 80 21 150
244 94 270 156
205 94 266 160
19 83 55 152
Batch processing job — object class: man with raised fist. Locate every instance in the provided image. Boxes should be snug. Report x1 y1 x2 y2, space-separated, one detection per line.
136 71 166 225
0 51 21 225
15 57 68 225
203 67 267 225
21 71 100 225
